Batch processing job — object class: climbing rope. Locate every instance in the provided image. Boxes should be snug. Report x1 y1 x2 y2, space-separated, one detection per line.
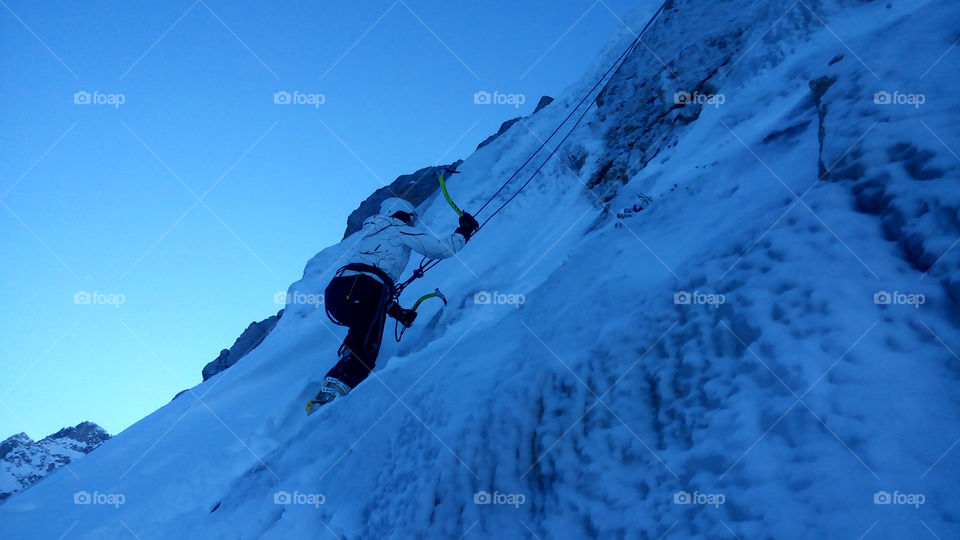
476 0 670 226
393 0 670 303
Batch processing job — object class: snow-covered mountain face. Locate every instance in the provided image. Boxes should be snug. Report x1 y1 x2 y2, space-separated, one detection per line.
2 0 958 538
0 422 110 504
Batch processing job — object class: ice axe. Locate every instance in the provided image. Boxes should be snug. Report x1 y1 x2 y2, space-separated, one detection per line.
411 288 447 311
437 166 464 217
395 288 447 341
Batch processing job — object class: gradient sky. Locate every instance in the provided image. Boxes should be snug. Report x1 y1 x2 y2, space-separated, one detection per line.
1 0 646 439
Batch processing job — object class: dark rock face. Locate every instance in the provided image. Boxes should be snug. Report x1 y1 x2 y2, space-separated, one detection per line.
0 433 32 462
43 422 110 453
533 95 554 114
201 310 284 381
1 422 110 503
809 75 837 180
475 95 554 151
341 161 464 239
476 118 522 151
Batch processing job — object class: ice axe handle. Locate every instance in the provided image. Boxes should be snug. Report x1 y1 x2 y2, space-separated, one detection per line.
438 173 464 217
411 289 446 311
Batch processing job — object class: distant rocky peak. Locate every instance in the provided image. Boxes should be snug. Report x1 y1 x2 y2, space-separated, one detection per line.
42 422 110 452
0 433 33 461
1 421 110 504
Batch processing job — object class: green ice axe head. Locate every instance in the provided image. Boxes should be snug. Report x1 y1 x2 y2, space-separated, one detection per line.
437 169 464 217
411 288 447 311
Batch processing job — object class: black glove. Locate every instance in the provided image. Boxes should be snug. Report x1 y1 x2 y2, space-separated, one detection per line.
387 302 418 328
454 212 480 242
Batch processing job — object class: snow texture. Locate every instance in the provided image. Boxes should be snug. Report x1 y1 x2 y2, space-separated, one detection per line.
1 0 958 538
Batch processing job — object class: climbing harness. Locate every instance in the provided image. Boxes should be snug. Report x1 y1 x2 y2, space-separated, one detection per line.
327 262 397 352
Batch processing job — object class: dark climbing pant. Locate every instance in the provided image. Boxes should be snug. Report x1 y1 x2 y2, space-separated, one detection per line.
323 274 390 389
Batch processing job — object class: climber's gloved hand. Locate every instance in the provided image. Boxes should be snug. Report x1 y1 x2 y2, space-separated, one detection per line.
388 302 418 328
455 212 480 242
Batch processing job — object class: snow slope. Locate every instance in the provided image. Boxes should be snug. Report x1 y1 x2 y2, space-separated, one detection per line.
2 0 959 538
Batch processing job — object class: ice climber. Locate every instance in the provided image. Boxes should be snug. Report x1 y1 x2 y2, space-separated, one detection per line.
307 197 479 412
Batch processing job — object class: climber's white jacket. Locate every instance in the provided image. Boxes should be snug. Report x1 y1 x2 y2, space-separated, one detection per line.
344 199 466 283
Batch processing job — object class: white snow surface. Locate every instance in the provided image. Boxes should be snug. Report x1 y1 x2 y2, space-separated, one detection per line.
2 0 958 538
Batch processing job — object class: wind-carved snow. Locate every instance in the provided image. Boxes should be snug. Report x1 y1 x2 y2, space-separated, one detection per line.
1 0 958 538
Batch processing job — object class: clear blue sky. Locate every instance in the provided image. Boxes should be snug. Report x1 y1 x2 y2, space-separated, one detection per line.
1 0 644 439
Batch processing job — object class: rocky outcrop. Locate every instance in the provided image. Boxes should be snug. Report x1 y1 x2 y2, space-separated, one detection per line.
808 75 837 180
341 162 464 239
476 118 522 151
475 95 554 151
342 95 553 239
0 422 110 503
201 310 283 381
533 95 554 114
202 93 560 386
